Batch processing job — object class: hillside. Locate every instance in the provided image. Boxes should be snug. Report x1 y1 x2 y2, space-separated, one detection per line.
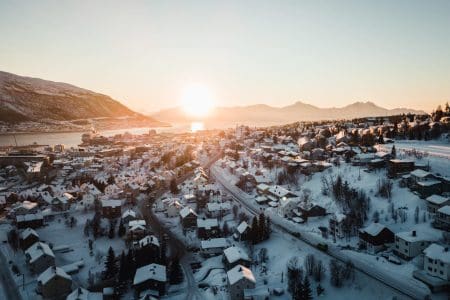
153 101 427 124
0 71 164 126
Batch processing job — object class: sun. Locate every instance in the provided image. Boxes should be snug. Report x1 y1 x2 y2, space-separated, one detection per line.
180 84 215 118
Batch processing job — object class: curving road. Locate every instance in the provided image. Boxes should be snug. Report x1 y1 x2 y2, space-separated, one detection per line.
138 152 222 300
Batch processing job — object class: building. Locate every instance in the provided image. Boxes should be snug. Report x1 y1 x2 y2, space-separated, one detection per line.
359 223 394 253
394 230 438 260
66 287 103 300
298 203 327 219
25 242 55 274
234 221 251 241
223 246 251 270
277 197 300 218
423 244 450 281
329 213 352 239
133 263 167 296
179 206 198 229
227 265 256 300
166 200 183 218
206 202 231 218
200 238 229 256
197 218 220 239
101 199 122 219
36 266 72 299
387 159 415 177
19 228 40 250
433 205 450 231
16 212 44 229
425 195 450 214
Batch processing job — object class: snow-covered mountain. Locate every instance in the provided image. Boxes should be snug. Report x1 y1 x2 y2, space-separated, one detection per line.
153 101 427 124
0 71 162 125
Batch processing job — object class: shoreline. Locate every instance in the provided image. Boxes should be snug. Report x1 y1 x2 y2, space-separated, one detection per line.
0 124 172 136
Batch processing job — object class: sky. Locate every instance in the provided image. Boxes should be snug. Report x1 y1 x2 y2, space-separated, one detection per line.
0 0 449 113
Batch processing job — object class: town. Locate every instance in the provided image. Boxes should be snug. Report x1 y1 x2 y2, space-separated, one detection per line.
0 106 449 300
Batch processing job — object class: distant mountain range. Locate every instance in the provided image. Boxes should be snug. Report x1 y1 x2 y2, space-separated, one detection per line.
0 71 163 126
152 101 427 124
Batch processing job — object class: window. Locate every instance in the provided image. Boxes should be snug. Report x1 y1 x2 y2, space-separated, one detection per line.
428 267 432 271
440 271 443 275
440 262 444 267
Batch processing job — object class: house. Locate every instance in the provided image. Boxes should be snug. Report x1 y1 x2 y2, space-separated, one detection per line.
101 199 122 219
197 218 220 239
201 238 229 256
227 265 256 300
387 159 415 177
234 221 251 241
128 220 147 240
20 228 40 250
223 246 251 270
133 263 167 296
52 193 73 212
36 266 72 299
179 206 197 229
67 287 103 300
16 212 44 229
267 185 297 201
166 200 183 218
206 202 231 218
329 213 354 239
425 195 450 214
416 180 442 199
423 244 450 281
137 235 160 250
13 201 39 215
359 223 394 253
433 205 450 231
410 169 435 185
277 197 300 218
256 184 270 195
394 230 438 260
121 209 138 224
25 242 55 274
298 203 327 219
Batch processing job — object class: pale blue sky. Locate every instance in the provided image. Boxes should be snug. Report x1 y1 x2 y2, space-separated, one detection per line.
1 0 449 112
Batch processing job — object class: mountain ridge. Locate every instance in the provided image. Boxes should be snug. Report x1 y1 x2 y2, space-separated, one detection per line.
152 100 427 124
0 71 164 126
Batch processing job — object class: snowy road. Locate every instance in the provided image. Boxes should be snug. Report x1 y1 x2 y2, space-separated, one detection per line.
211 165 431 300
378 140 450 159
0 250 21 300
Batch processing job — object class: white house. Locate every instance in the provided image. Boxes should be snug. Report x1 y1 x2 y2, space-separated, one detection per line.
394 230 439 260
426 195 450 214
200 238 228 256
227 264 256 300
277 197 300 218
423 243 450 281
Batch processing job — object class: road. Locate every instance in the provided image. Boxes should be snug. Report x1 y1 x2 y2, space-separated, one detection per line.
0 250 22 300
210 165 431 300
137 152 222 300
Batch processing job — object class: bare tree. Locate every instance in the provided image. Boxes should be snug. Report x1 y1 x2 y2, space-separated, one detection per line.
304 254 316 276
313 260 325 282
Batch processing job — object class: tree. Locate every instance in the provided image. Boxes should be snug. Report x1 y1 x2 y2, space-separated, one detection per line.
287 257 303 295
302 276 313 300
117 251 128 294
329 259 343 287
313 260 325 282
222 222 230 236
170 178 179 194
414 206 420 224
250 216 259 244
169 257 184 284
304 254 316 276
118 219 126 237
391 145 396 158
108 220 115 239
103 247 118 280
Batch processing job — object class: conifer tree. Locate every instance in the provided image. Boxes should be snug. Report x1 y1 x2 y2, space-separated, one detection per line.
103 246 118 280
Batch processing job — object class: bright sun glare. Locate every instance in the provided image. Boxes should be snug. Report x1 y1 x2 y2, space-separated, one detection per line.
180 84 215 118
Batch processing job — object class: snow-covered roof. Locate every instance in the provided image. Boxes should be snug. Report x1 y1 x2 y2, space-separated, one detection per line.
207 202 231 212
417 180 441 187
16 212 43 222
179 206 197 218
197 218 219 229
410 169 432 178
236 221 250 234
133 263 167 285
20 228 39 240
437 205 450 215
396 231 439 243
138 235 160 248
201 238 228 249
227 264 256 285
37 266 71 285
426 195 449 205
424 244 450 264
122 209 137 219
67 288 102 300
223 246 250 264
360 223 387 237
25 242 54 263
101 199 122 208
